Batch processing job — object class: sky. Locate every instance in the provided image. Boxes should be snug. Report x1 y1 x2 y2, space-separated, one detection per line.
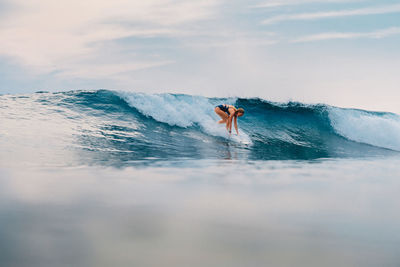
0 0 399 113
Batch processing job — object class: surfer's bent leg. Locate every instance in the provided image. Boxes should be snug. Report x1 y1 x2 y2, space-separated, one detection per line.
215 107 228 124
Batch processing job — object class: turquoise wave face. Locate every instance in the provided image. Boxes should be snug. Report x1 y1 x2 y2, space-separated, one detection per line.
0 90 399 167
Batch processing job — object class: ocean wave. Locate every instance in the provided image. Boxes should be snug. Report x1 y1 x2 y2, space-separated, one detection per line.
1 89 399 166
327 107 400 151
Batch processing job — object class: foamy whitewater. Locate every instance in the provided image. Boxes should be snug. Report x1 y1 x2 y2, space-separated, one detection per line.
2 89 400 267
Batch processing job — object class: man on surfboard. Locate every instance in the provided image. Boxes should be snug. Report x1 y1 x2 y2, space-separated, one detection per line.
215 104 245 135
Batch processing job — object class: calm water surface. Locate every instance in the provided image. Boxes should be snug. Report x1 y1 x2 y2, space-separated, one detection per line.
1 159 399 267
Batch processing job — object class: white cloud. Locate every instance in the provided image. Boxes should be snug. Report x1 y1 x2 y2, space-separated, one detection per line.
182 31 278 48
57 61 174 79
0 0 221 77
262 4 400 24
251 0 364 9
292 27 400 42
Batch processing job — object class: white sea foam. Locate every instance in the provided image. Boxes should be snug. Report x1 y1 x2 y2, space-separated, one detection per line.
328 107 400 151
118 92 252 145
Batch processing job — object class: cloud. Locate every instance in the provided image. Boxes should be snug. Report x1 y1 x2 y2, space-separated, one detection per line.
292 27 400 42
57 61 175 79
181 31 278 48
251 0 363 9
0 0 221 78
262 3 400 24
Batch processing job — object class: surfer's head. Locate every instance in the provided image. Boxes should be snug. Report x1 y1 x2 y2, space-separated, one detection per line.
235 108 244 117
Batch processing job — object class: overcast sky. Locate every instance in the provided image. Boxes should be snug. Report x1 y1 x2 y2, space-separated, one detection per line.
0 0 399 113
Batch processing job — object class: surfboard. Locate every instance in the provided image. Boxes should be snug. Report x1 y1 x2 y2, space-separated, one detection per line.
229 132 252 145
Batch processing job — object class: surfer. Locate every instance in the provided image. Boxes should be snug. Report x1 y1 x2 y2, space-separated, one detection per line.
214 104 245 135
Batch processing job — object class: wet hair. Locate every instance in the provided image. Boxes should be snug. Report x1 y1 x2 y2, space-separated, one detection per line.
235 108 245 115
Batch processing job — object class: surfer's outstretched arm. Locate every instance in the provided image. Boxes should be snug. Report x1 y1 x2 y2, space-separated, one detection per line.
227 114 234 134
234 116 239 135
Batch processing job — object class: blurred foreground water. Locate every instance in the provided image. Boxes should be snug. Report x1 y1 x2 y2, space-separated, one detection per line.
1 159 399 267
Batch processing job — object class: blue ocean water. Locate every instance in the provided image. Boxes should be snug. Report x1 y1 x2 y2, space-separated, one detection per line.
1 90 400 267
